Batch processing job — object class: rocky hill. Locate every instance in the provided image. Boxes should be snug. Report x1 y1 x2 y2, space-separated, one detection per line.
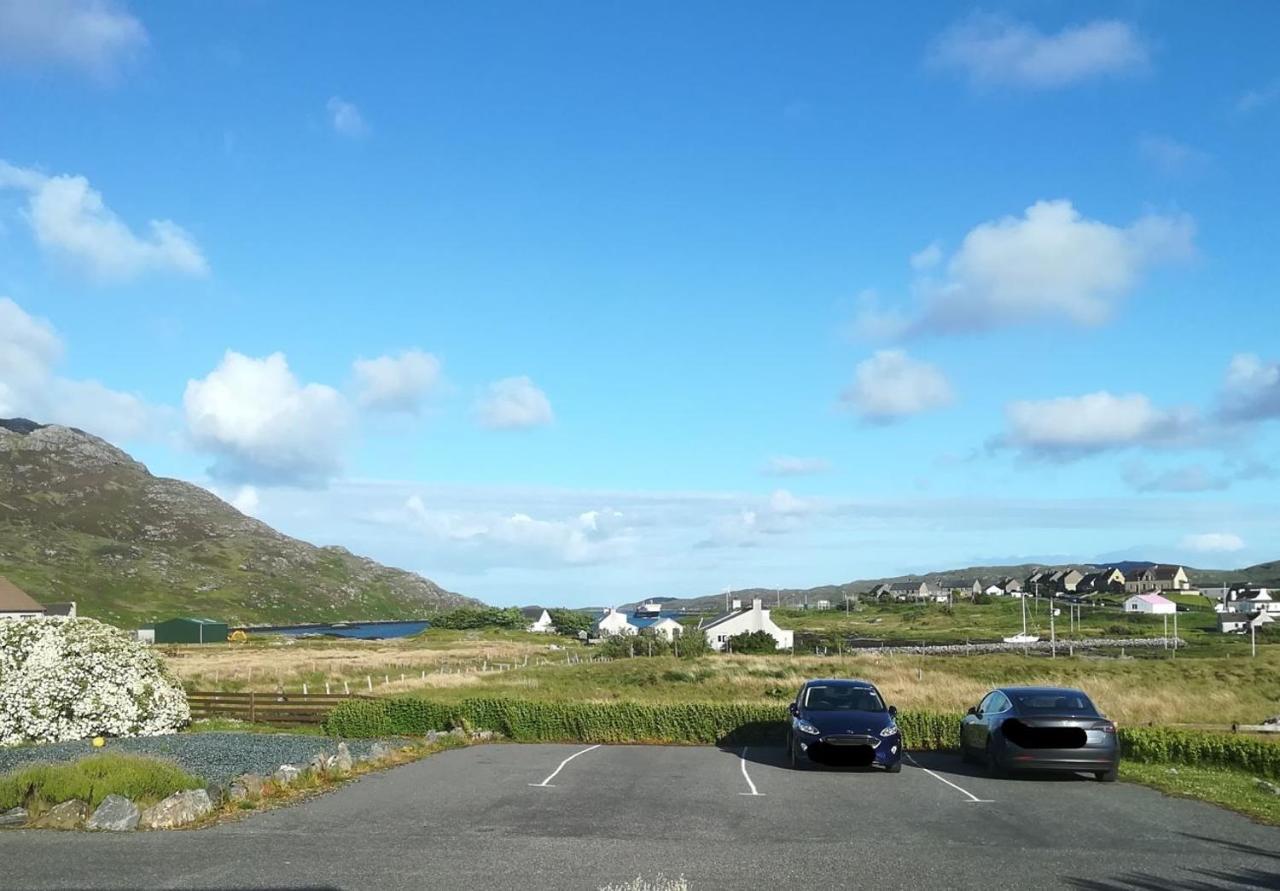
0 419 478 626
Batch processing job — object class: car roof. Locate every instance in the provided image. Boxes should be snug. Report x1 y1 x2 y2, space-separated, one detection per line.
803 678 878 688
996 686 1089 697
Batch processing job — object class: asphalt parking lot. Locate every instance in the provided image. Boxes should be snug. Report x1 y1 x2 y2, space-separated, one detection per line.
1 744 1277 891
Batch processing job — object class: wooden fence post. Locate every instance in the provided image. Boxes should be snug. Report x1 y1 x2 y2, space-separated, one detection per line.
249 690 257 724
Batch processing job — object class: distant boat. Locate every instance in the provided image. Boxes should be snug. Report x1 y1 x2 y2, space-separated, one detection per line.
1003 595 1040 644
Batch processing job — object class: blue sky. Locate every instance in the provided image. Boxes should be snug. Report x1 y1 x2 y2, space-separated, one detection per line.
2 1 1279 606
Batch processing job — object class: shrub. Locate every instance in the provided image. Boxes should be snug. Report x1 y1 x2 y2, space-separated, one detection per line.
547 609 594 638
326 696 961 750
725 631 780 655
0 617 190 746
0 753 205 810
428 607 526 630
1118 727 1280 779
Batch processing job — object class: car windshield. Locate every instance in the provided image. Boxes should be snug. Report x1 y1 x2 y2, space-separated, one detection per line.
1011 693 1098 715
804 685 885 712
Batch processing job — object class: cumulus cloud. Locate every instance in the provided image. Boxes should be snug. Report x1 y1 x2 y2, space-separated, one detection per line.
326 96 369 138
0 160 208 282
1180 532 1245 553
474 376 553 430
0 0 147 80
396 494 632 566
841 350 953 423
855 200 1194 338
1218 353 1280 422
763 455 831 476
929 15 1148 88
352 349 442 413
998 391 1196 459
184 351 350 486
0 296 159 440
909 242 943 270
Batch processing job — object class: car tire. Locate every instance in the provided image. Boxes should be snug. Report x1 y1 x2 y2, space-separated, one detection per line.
886 760 902 773
1095 767 1118 783
789 737 808 770
985 743 1005 778
960 742 974 764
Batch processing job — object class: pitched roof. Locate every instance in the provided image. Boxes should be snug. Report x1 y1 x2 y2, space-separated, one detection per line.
630 616 679 629
520 606 549 620
0 576 44 613
1132 593 1173 605
1153 565 1185 580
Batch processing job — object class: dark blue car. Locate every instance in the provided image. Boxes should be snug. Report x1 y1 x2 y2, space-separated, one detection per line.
787 679 903 772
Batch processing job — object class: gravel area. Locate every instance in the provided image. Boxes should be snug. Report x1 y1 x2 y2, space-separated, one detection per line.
0 733 394 788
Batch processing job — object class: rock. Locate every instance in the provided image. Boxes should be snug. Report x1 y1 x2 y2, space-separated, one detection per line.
1166 768 1178 775
309 753 329 774
448 728 466 739
139 790 214 830
87 795 139 831
473 730 494 742
231 774 265 798
1255 779 1280 796
424 730 440 744
31 800 90 830
0 807 28 827
334 742 353 773
227 783 251 802
1263 715 1280 726
369 742 391 761
273 764 302 785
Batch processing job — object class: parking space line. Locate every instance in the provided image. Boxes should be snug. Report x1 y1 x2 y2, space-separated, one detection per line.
529 744 602 788
738 747 764 796
905 754 993 803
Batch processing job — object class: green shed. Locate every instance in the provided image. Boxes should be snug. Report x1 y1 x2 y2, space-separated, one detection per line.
151 617 228 644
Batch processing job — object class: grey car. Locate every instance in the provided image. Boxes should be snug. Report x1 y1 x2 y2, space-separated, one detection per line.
959 686 1120 782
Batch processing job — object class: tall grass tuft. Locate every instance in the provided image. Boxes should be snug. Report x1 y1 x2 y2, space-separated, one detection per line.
0 753 206 811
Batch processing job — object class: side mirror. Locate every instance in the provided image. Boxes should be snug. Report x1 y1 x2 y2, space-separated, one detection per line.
788 702 798 716
888 705 898 718
966 706 979 716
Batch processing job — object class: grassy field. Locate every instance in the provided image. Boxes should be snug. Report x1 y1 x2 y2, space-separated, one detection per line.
1122 761 1280 826
162 628 1280 727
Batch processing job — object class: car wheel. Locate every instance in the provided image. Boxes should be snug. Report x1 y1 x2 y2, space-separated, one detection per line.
1095 767 1118 783
960 742 974 765
886 760 902 773
788 736 807 770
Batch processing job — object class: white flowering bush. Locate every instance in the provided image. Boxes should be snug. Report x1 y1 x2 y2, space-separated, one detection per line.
0 617 189 746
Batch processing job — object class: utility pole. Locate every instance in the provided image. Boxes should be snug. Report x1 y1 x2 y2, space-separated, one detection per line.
1172 609 1177 659
1050 595 1056 658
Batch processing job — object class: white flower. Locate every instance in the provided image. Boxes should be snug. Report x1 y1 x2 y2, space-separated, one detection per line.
0 617 190 746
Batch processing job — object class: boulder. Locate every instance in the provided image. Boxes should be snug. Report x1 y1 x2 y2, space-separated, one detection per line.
139 790 214 830
231 774 265 799
87 795 139 831
1255 778 1280 796
334 742 353 773
273 764 302 785
424 730 440 744
309 753 329 774
0 807 28 827
448 728 466 739
31 799 90 830
369 742 391 761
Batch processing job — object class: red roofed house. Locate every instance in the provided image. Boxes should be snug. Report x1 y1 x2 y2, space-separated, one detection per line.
1124 593 1176 615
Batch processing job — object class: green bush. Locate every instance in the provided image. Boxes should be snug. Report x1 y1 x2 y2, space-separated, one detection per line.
428 607 526 630
547 609 595 638
1118 727 1280 779
326 696 961 749
725 630 781 654
0 753 205 811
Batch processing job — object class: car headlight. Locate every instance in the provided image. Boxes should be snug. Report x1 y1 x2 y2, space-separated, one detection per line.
880 724 899 737
795 719 821 735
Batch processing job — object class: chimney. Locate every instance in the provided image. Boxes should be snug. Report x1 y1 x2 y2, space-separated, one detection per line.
731 599 742 611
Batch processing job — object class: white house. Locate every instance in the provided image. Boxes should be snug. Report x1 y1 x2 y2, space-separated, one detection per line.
0 576 45 621
521 607 556 634
984 584 1005 597
1218 611 1273 634
699 598 794 652
1234 590 1280 615
814 599 832 610
631 616 684 641
594 608 638 637
1124 593 1176 615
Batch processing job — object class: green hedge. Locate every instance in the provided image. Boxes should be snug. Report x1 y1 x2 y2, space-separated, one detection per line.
326 696 960 749
1119 727 1280 779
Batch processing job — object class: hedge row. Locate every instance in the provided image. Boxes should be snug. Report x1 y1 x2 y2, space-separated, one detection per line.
325 697 960 749
1118 726 1280 779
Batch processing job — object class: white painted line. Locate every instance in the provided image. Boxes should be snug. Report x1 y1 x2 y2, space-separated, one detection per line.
905 754 993 803
738 747 764 796
529 744 602 788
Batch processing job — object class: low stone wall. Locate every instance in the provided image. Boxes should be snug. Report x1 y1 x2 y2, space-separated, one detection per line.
840 637 1186 656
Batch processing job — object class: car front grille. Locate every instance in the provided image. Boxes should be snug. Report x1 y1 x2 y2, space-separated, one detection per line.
822 734 880 748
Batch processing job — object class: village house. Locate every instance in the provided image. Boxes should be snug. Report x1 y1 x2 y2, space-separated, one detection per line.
1124 593 1177 615
0 576 45 621
1223 589 1280 616
1124 565 1190 594
1078 567 1126 594
1218 611 1273 634
630 616 684 641
521 607 556 634
698 598 794 651
594 607 638 637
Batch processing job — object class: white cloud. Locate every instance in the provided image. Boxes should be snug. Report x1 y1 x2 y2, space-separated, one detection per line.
1236 79 1280 114
909 242 943 270
1000 391 1196 458
841 350 953 423
1122 462 1229 494
474 376 553 430
352 349 442 413
1180 532 1245 553
326 96 369 138
0 0 147 80
184 351 350 486
229 485 260 516
1138 135 1209 176
0 296 159 440
0 160 208 282
929 15 1148 88
855 200 1194 338
1219 353 1280 422
763 455 831 476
